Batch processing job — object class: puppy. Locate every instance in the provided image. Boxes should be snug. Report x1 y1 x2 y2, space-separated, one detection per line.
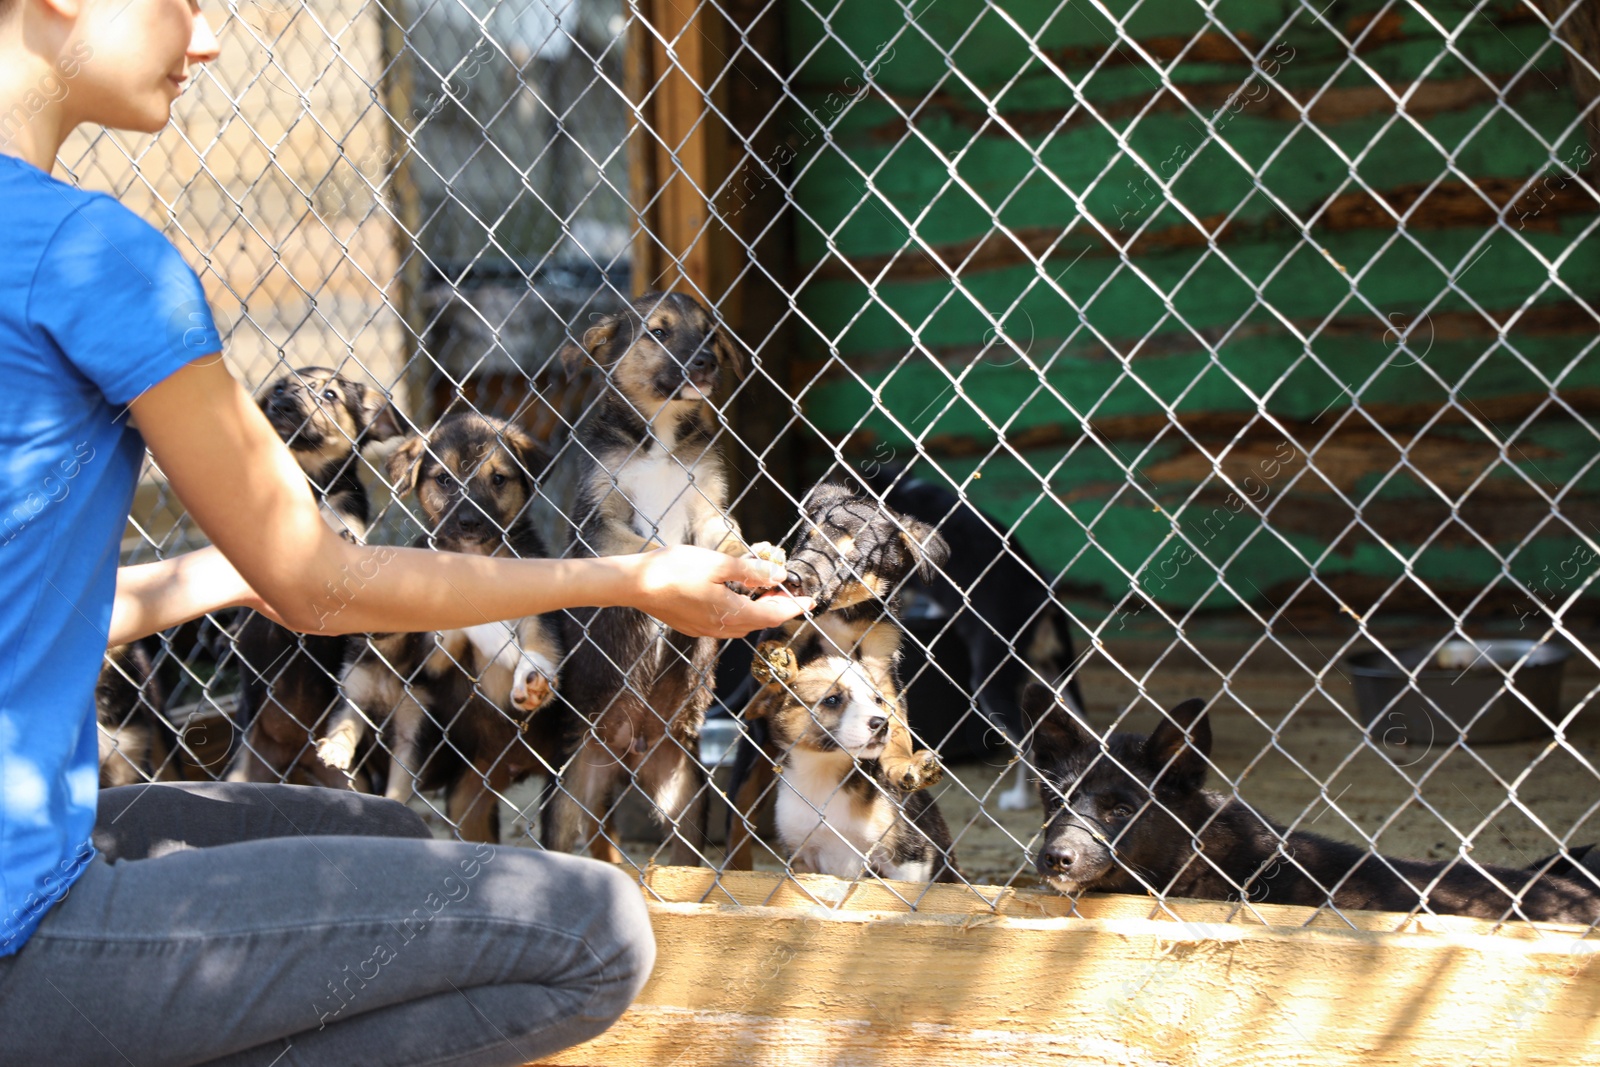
539 291 782 865
742 612 959 882
1026 684 1600 923
864 467 1087 812
97 639 176 787
227 366 403 789
320 413 564 842
772 483 950 781
718 483 952 869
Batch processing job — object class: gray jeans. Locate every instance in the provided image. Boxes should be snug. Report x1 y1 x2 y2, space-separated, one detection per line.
0 782 655 1067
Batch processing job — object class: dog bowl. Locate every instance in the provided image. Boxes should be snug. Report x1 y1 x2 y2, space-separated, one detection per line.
699 715 741 769
1345 639 1572 746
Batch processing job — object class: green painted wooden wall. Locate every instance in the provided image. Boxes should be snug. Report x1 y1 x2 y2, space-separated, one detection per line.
780 0 1600 624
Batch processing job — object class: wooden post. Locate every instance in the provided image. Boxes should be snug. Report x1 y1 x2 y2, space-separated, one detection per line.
628 0 723 300
627 0 798 528
379 4 426 424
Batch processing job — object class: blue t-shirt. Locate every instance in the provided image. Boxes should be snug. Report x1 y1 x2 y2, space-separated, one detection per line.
0 154 217 956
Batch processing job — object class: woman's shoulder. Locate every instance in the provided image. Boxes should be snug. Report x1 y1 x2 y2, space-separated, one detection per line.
1 157 180 275
3 159 214 405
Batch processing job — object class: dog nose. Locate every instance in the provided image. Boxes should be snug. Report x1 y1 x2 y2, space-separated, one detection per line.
1041 846 1076 873
866 716 887 733
455 510 482 531
687 347 715 372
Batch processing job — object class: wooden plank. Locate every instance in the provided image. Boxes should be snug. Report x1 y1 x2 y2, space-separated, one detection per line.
628 0 801 521
537 868 1600 1067
634 0 718 297
638 868 1600 939
625 4 658 298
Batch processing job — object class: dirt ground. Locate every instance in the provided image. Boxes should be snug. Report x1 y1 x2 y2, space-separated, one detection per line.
414 621 1600 896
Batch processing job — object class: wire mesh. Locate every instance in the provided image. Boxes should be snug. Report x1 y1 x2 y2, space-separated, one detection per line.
80 0 1600 934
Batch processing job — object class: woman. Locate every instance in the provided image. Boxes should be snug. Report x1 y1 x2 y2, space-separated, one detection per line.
0 1 812 1063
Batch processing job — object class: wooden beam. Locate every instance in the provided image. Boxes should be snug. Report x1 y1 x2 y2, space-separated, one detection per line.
628 0 724 299
536 868 1600 1067
626 0 799 528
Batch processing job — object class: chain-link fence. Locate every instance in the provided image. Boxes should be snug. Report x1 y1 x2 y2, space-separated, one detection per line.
84 0 1600 934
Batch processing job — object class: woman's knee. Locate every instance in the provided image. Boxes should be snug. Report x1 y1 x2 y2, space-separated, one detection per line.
581 862 656 1018
246 784 432 839
351 794 433 839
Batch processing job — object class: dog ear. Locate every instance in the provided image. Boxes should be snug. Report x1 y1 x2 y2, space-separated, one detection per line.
712 327 746 383
1146 698 1210 792
850 618 902 679
897 515 950 581
385 435 429 499
352 383 405 445
559 314 626 372
497 421 549 480
1023 680 1096 763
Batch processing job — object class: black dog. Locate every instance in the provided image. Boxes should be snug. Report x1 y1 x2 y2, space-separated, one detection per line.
226 367 404 789
1027 683 1600 923
779 481 947 617
862 467 1085 811
97 639 176 787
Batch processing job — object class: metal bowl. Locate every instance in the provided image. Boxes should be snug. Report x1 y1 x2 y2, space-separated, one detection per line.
1345 639 1572 746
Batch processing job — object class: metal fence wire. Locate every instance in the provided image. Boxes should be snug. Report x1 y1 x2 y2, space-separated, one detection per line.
80 0 1600 931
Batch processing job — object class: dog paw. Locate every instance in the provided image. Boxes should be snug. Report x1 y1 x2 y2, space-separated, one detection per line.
750 640 798 686
897 749 943 792
510 668 554 713
725 542 789 597
749 541 787 568
316 732 358 772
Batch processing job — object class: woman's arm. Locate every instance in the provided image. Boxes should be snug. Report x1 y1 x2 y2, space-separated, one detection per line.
108 545 289 647
126 357 808 640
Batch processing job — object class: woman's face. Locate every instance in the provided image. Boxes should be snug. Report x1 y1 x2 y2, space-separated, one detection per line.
68 0 219 134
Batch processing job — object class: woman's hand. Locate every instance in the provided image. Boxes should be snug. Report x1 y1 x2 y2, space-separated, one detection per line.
627 545 814 638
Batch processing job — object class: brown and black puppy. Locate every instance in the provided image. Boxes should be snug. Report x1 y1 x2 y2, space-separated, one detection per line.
775 483 949 789
539 291 782 864
259 365 402 539
320 412 565 843
97 639 176 787
227 366 404 789
1026 684 1600 923
741 612 959 882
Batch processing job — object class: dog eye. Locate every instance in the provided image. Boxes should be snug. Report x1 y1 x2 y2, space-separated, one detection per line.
650 326 669 339
273 382 285 394
435 472 451 487
491 472 506 487
321 388 338 402
1109 804 1135 820
821 693 842 708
